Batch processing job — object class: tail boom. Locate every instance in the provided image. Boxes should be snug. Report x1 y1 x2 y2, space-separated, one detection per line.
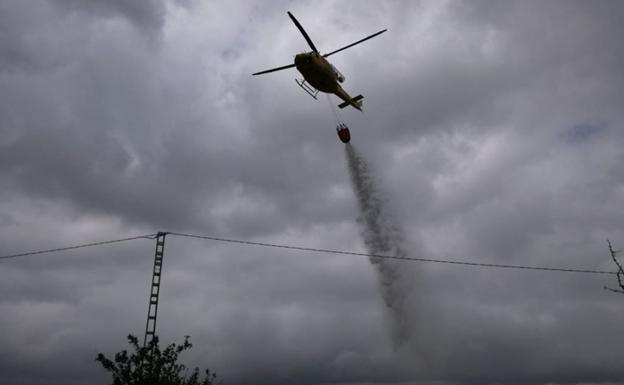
335 86 363 111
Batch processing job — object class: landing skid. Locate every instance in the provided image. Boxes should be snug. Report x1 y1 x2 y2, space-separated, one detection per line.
295 78 319 99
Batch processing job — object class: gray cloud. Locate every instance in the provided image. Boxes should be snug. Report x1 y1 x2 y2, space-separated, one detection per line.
1 1 624 385
51 0 167 31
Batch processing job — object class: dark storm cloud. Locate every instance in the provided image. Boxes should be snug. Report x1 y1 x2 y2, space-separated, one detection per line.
2 1 624 385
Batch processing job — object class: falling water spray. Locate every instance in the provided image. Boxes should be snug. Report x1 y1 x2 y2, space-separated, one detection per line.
345 143 412 346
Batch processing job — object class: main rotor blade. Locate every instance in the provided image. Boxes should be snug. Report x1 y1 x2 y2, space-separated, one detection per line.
323 29 388 58
252 63 296 76
287 11 319 53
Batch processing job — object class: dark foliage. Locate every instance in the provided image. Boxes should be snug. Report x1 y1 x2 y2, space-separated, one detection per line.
96 335 218 385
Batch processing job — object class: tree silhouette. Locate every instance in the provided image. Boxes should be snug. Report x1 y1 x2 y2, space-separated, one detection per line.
96 334 218 385
604 240 624 294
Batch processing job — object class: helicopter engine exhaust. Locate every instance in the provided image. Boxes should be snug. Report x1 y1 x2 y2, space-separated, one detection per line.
331 64 345 83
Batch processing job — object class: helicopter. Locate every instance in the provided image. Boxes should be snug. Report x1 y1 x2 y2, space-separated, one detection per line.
252 12 387 112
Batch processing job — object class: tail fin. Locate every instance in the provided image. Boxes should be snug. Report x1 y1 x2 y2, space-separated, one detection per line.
338 94 364 111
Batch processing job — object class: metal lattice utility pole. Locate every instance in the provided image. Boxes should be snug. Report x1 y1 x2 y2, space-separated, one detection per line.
143 232 168 347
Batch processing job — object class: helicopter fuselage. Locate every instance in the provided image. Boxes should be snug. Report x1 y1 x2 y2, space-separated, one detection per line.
294 52 339 92
294 52 357 109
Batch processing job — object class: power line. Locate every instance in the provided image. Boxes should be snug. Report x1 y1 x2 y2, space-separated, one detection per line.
0 234 157 261
0 231 616 275
168 232 617 276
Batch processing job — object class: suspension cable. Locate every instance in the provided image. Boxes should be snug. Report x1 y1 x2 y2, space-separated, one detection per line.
326 94 343 125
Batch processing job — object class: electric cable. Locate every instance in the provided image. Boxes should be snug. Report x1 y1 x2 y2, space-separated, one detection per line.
0 234 157 261
0 230 616 276
167 232 616 275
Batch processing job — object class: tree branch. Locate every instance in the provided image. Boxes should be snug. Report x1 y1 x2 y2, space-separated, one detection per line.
605 239 624 294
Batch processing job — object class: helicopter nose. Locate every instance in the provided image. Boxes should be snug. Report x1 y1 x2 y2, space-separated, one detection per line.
294 53 310 68
296 52 315 62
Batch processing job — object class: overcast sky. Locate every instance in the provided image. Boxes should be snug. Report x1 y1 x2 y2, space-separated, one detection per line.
1 1 624 384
